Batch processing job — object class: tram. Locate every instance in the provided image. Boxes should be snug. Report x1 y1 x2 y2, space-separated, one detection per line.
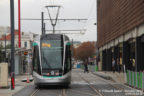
32 34 72 86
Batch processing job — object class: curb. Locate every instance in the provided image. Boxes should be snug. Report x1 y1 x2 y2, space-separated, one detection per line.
12 85 29 96
91 72 115 82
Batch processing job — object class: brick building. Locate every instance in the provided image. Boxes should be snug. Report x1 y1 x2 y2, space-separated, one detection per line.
97 0 144 72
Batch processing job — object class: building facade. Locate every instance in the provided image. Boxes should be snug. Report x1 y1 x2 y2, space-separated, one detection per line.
0 30 34 49
97 0 144 72
0 27 10 38
0 30 35 74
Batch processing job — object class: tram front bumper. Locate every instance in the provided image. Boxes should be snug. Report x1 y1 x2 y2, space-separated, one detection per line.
33 72 71 85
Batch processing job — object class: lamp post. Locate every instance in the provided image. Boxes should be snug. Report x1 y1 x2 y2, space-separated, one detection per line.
10 0 15 90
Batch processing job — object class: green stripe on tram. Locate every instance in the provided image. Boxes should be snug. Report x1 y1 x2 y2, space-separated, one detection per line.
66 42 71 45
32 42 38 46
43 76 62 78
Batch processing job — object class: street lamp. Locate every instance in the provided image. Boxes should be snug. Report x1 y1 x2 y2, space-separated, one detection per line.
94 23 97 25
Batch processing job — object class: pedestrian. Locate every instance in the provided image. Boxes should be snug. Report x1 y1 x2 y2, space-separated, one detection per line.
117 58 120 73
84 60 89 73
112 58 116 73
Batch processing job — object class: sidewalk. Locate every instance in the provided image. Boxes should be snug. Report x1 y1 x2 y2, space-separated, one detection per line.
92 71 126 84
0 75 33 96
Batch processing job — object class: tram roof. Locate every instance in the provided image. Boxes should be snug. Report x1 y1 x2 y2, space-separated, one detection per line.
41 34 69 41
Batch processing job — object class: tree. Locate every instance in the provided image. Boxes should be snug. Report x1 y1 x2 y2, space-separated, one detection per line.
0 45 4 62
6 44 11 49
73 42 96 61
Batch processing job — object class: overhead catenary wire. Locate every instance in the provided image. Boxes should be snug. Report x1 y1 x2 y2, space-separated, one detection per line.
39 0 90 36
86 0 96 19
82 0 96 30
45 5 61 33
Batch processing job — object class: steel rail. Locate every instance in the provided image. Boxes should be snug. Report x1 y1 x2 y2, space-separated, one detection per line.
91 72 137 96
78 73 104 96
30 88 65 96
30 89 40 96
70 89 97 96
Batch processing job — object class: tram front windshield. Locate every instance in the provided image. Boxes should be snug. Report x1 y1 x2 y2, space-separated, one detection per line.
41 40 63 69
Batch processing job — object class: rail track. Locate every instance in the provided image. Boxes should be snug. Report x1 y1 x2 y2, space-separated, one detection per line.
30 88 40 96
29 70 141 96
30 88 66 96
91 72 138 96
78 73 104 96
78 72 139 96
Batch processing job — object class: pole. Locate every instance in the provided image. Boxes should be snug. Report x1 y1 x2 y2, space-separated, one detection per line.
18 0 21 48
10 0 15 90
44 23 46 35
53 25 55 34
42 12 44 35
5 32 6 62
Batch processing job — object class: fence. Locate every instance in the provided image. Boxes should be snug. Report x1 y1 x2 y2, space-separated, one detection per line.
126 70 144 90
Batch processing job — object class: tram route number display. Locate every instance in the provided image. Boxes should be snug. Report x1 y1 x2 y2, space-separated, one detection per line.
42 43 51 48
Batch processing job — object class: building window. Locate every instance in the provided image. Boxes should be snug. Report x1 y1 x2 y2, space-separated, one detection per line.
24 42 27 47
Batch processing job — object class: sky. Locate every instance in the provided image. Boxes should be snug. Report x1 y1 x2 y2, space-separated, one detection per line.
0 0 97 42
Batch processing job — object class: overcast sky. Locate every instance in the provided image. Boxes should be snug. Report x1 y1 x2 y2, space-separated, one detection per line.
0 0 97 42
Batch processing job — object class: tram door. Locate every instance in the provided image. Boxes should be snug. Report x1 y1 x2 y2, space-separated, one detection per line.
64 43 72 74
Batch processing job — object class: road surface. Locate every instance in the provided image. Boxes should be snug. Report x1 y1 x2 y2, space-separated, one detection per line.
14 69 143 96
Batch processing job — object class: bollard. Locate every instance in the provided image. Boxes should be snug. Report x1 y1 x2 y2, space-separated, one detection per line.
95 65 98 72
130 71 133 86
129 71 131 85
140 72 142 89
132 71 135 87
136 72 138 88
134 72 136 87
126 70 129 84
142 72 144 90
137 72 140 88
95 65 98 71
92 65 95 72
137 72 141 88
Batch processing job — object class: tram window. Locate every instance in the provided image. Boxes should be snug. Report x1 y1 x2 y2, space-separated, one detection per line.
64 45 71 73
41 40 63 69
33 46 40 73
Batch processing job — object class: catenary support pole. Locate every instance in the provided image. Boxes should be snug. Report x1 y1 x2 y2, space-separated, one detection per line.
5 32 6 62
44 23 46 35
42 12 44 35
18 0 21 48
10 0 15 90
